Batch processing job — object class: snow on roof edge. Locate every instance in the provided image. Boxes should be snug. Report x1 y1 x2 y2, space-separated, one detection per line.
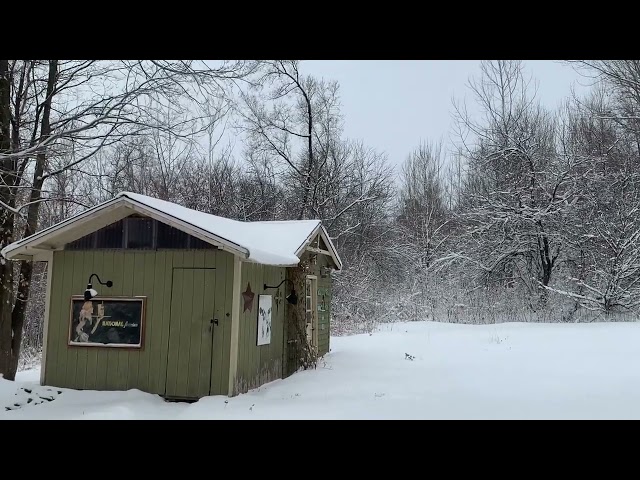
1 195 123 259
2 192 340 270
119 192 313 266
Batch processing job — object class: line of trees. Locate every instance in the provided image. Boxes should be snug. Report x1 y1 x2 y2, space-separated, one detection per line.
2 59 638 378
410 60 640 324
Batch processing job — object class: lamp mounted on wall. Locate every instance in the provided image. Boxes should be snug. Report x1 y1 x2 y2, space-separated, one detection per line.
263 278 297 305
84 273 113 301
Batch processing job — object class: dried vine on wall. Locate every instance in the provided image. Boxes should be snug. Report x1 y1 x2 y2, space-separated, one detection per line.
286 256 318 371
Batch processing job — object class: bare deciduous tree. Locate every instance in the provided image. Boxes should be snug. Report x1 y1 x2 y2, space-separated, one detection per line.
441 61 571 303
0 59 256 380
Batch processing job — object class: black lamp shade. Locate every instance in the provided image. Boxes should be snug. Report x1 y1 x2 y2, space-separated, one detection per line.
286 291 298 305
84 282 99 300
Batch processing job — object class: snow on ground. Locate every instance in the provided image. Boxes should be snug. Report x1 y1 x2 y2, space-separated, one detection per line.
3 320 640 419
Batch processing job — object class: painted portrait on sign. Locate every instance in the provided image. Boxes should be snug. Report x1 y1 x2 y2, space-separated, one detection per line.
69 296 145 348
257 295 272 346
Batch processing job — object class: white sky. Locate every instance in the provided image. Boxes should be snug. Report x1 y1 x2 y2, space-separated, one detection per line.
298 60 590 168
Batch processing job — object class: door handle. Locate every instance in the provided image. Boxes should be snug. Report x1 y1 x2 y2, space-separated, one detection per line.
208 318 218 332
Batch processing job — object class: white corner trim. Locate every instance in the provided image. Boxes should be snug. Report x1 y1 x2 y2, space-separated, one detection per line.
228 255 243 396
40 251 54 386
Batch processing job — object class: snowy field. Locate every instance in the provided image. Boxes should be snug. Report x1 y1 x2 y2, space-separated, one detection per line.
3 320 640 419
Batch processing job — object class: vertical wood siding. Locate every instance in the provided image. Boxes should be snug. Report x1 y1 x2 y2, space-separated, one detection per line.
234 262 286 394
44 236 334 397
45 249 234 396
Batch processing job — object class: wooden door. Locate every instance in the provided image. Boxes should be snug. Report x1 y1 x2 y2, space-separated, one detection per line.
165 268 217 399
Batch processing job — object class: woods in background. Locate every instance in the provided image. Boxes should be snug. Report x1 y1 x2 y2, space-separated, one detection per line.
2 59 639 375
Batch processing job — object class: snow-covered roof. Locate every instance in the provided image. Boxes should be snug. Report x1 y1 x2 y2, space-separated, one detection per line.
1 191 342 269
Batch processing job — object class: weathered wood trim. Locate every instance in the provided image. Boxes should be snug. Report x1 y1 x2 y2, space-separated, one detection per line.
294 224 322 257
228 255 242 396
294 225 342 271
305 246 333 256
1 197 125 259
40 251 54 385
318 226 342 270
2 196 251 261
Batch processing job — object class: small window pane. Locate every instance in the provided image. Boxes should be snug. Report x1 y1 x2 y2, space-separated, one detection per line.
96 220 123 248
127 217 153 249
190 236 212 249
67 233 94 250
157 222 189 249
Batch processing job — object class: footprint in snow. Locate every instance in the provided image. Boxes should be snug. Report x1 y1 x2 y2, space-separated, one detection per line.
4 386 63 411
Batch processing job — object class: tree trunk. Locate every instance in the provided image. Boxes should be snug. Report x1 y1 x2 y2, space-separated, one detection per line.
537 226 554 308
0 219 14 379
5 60 57 380
298 88 313 220
0 59 15 378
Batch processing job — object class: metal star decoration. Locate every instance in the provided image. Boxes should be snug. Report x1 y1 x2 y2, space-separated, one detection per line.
242 283 255 312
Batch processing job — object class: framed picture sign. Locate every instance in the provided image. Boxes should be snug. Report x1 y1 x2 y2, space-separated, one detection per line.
68 296 146 348
257 294 272 346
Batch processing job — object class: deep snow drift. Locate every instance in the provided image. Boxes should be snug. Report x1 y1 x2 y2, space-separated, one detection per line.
2 320 640 419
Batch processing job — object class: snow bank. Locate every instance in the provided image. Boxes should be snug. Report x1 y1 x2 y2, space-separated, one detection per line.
4 321 640 419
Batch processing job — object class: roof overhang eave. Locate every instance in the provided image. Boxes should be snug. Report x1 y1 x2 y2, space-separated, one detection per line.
293 223 343 271
1 196 252 262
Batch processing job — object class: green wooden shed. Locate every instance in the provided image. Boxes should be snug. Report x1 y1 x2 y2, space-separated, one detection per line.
1 192 342 400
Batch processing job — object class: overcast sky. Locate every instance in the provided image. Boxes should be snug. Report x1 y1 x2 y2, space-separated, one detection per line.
298 60 590 169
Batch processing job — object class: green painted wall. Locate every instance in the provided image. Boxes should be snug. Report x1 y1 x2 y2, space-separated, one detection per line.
234 262 286 394
315 254 332 356
45 249 235 397
45 237 335 397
